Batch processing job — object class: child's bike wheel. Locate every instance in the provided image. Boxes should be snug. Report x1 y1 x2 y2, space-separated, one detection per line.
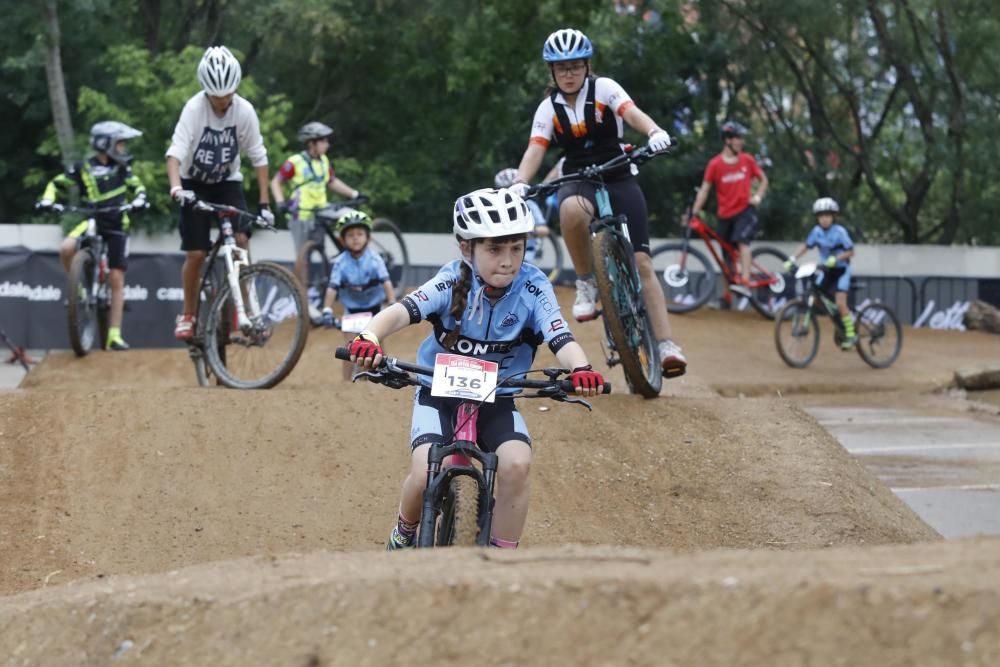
203 262 308 389
774 299 820 368
435 475 481 547
592 227 662 398
67 249 100 357
855 303 902 368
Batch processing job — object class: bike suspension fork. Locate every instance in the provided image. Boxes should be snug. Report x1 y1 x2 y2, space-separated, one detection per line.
222 237 253 329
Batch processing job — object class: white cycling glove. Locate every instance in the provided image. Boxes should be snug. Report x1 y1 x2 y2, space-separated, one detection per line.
171 188 196 206
508 182 530 199
647 129 672 153
257 205 275 226
130 193 149 209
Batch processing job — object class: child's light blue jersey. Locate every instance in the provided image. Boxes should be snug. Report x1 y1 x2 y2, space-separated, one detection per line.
399 260 575 395
329 247 390 310
806 223 854 268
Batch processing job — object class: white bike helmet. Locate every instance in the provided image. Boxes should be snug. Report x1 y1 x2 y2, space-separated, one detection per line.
493 168 519 189
197 46 242 96
812 197 840 215
453 188 534 240
543 29 594 62
90 121 142 164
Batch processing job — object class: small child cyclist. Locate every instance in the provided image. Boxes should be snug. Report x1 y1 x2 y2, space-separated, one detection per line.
320 209 396 379
784 197 857 347
345 187 605 550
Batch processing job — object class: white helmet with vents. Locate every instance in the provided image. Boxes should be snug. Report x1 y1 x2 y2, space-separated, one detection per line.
197 46 242 96
812 197 840 215
453 188 535 240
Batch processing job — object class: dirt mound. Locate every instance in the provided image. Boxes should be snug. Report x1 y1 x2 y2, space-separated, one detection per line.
8 288 996 664
4 540 999 666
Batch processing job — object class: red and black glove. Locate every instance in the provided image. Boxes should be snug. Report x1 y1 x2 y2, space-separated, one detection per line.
348 332 383 367
569 365 604 394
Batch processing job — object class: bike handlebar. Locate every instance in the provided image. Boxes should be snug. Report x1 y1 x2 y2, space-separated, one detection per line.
50 203 135 215
191 199 276 230
526 143 673 199
334 347 612 397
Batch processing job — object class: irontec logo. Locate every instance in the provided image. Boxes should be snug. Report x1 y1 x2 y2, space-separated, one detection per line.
0 281 62 301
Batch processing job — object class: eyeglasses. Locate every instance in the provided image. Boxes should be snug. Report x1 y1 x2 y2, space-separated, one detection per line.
553 63 587 76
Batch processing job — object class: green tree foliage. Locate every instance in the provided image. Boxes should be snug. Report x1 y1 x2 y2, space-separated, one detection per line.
2 0 998 243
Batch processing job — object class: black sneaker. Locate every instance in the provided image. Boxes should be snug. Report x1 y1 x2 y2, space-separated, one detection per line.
107 338 130 351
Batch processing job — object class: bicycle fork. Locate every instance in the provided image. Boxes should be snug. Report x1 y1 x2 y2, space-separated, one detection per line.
417 402 498 547
221 234 255 331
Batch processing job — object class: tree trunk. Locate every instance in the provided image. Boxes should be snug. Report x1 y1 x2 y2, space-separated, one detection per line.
41 0 77 167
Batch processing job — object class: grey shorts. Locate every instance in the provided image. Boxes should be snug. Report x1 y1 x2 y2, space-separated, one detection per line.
290 216 317 256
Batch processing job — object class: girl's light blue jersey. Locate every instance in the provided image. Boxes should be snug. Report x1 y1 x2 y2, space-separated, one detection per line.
330 247 390 310
399 260 576 395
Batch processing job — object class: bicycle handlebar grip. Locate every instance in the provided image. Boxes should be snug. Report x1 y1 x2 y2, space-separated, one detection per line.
558 380 612 394
335 347 351 361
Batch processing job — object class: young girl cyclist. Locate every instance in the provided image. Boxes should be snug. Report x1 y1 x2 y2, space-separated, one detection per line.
345 187 606 550
320 208 396 380
511 28 687 380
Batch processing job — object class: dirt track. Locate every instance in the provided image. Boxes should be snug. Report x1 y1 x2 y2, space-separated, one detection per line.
3 288 999 665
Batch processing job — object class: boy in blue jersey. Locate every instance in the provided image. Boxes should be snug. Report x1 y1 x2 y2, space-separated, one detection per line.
784 197 857 347
346 187 605 550
320 209 396 379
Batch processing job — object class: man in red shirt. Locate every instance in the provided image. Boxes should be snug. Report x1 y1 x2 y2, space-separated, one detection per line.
691 121 769 297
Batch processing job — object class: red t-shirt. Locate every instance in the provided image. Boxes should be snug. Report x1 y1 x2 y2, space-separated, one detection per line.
703 153 764 219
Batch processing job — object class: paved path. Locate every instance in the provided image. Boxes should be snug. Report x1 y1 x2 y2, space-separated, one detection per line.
806 406 1000 538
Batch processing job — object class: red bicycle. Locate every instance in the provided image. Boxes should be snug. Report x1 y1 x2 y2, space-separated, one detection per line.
651 211 790 319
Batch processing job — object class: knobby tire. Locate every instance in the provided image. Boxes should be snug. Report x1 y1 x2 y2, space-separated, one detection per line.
774 299 820 368
592 227 662 398
67 249 101 357
436 474 481 547
855 303 902 368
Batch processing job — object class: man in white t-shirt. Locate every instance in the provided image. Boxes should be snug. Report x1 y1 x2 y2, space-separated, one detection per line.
165 46 274 341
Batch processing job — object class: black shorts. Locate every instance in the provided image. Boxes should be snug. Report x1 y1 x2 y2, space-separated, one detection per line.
717 206 759 247
179 179 251 252
69 220 129 270
557 175 652 254
410 386 531 452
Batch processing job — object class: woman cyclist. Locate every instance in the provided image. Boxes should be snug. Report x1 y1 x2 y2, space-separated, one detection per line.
512 28 687 378
346 187 605 550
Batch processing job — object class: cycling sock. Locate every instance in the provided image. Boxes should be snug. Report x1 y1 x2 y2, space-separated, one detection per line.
396 512 419 539
842 314 855 337
107 326 122 342
577 273 595 284
489 536 519 549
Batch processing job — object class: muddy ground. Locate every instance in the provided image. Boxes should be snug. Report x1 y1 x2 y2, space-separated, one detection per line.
2 289 999 665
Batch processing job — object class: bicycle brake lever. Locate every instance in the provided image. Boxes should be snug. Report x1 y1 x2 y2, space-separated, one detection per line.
551 393 593 411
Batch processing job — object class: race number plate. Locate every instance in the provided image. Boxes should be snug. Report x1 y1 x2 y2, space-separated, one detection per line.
430 353 498 403
340 311 373 333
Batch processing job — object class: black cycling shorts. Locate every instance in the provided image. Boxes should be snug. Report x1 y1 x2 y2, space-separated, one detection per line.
717 206 759 247
179 179 251 252
556 175 651 254
70 220 129 270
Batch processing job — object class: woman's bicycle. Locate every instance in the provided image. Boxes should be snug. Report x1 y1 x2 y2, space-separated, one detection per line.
651 208 789 319
186 200 308 389
53 203 134 356
296 198 411 323
774 262 903 368
335 347 610 547
527 145 666 398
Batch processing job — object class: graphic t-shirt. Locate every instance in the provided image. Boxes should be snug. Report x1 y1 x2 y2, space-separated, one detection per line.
400 260 575 395
329 247 390 310
806 223 854 268
702 152 764 219
165 93 267 184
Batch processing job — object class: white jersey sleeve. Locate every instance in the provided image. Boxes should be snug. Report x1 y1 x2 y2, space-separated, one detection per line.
236 99 267 168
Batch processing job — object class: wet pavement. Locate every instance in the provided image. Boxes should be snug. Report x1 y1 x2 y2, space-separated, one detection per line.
806 406 1000 538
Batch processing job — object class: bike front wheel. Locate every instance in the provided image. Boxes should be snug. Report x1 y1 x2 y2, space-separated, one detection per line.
650 242 716 313
67 249 103 356
372 218 411 293
774 299 820 368
855 303 902 368
747 246 790 320
203 262 308 389
592 227 662 398
435 474 482 547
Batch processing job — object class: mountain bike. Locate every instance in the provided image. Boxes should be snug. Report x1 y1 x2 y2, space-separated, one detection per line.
52 204 134 356
335 347 610 547
774 262 903 368
651 205 789 319
186 200 308 389
295 198 411 322
527 145 666 398
525 193 565 285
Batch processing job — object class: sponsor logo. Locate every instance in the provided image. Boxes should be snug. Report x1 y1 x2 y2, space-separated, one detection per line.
436 330 516 356
123 284 148 301
913 299 970 331
0 281 61 301
500 312 519 328
156 287 185 301
434 278 456 293
549 318 564 332
524 279 555 313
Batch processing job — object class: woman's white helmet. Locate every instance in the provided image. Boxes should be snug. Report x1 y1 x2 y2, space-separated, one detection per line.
812 197 840 215
453 188 535 240
197 46 242 96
